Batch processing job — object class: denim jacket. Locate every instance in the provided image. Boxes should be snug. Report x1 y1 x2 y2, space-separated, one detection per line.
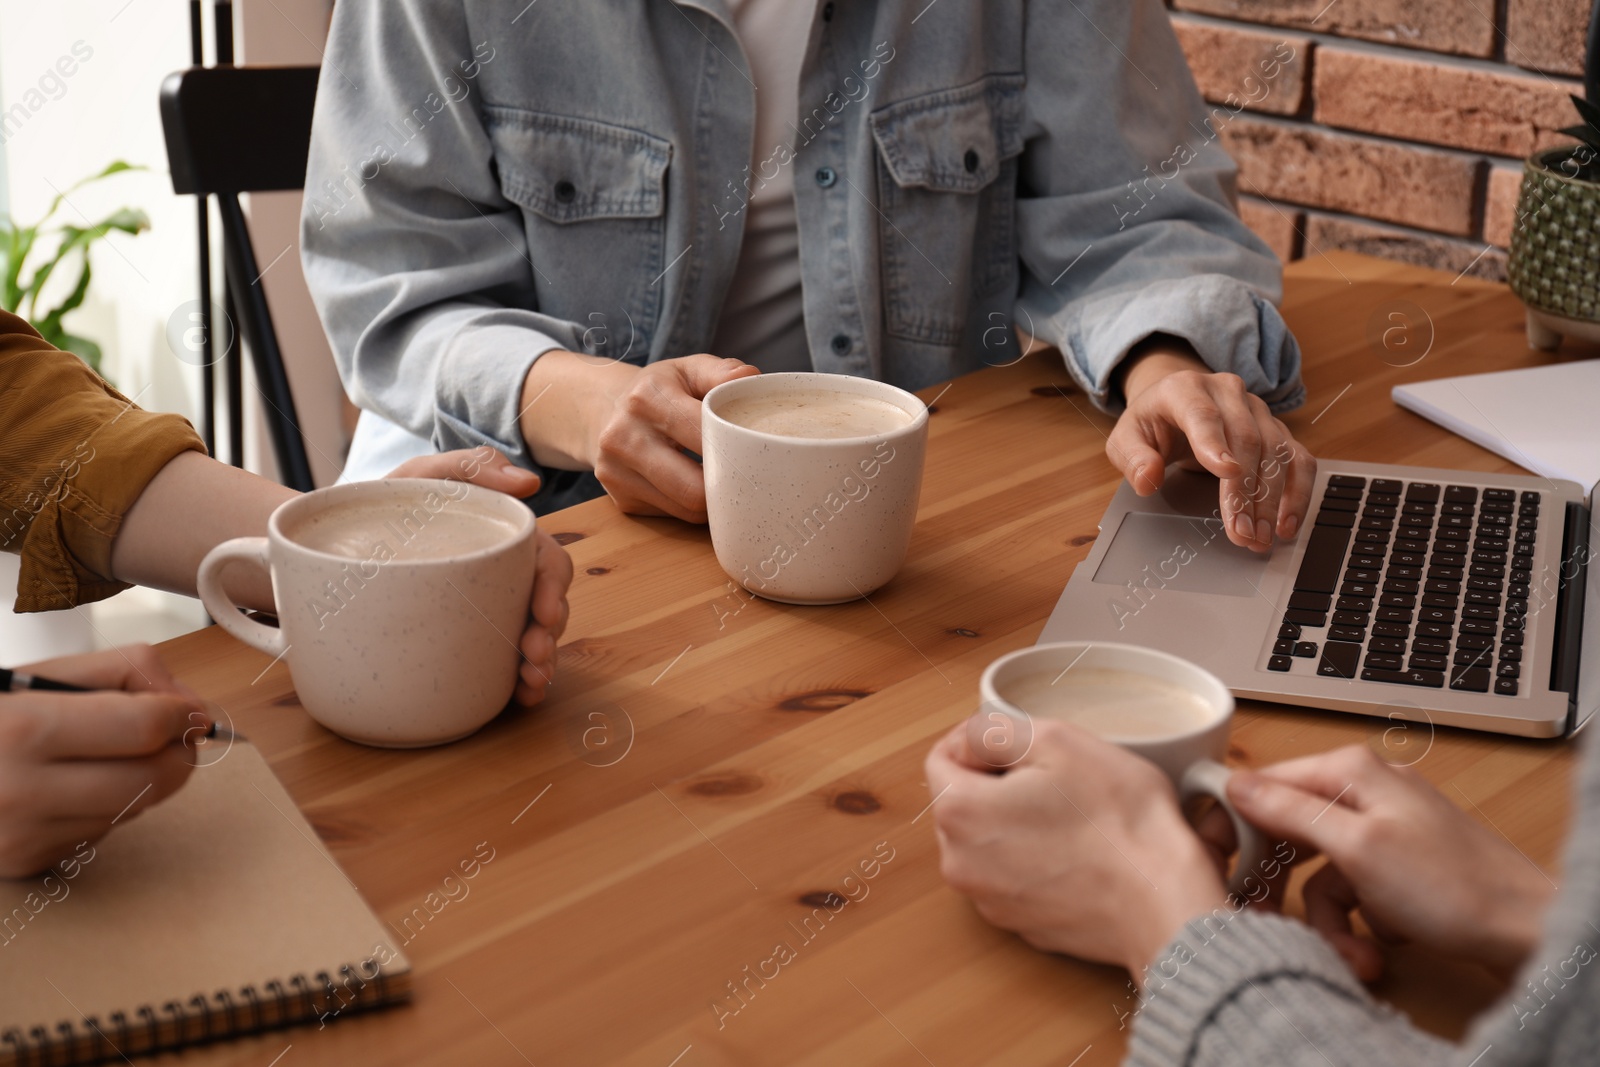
301 0 1304 502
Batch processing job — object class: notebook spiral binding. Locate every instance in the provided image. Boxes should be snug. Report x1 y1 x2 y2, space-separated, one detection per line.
0 965 399 1067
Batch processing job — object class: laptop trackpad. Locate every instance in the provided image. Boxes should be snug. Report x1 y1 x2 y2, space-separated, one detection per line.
1090 513 1264 597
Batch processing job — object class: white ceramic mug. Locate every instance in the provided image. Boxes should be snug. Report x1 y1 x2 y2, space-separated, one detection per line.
701 372 929 605
196 479 537 748
979 641 1270 898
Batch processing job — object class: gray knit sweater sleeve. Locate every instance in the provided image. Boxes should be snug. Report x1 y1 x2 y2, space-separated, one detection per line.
1126 732 1600 1067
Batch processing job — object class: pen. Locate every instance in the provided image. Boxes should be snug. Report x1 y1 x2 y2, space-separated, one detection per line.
1 668 241 742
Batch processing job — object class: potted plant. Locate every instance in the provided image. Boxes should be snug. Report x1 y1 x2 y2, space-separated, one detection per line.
0 160 149 377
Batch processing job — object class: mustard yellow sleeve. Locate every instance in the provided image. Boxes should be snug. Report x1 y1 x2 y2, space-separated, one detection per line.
0 310 206 612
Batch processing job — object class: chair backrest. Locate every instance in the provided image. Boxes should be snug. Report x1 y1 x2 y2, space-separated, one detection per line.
160 66 319 195
159 65 320 492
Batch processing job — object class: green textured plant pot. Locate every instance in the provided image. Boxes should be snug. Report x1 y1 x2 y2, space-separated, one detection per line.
1506 146 1600 350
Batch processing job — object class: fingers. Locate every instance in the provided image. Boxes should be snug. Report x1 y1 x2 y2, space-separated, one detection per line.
388 446 544 497
1303 861 1386 982
0 820 106 879
531 532 574 638
32 691 204 760
595 445 709 523
1103 418 1171 497
32 747 196 821
1249 744 1403 812
19 644 182 696
1226 767 1365 858
653 356 759 456
512 625 556 707
1276 437 1317 540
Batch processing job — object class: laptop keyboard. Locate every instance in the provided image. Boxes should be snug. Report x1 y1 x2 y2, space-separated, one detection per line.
1269 476 1537 696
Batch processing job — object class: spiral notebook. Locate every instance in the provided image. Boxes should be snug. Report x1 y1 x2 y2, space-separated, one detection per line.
0 739 410 1065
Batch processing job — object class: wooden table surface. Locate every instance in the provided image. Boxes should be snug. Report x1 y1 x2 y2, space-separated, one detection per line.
165 252 1585 1067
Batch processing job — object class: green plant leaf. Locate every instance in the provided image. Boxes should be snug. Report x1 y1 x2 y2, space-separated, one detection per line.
22 208 150 319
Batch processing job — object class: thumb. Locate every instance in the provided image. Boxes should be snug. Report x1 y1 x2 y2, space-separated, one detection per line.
1227 771 1362 859
1105 423 1169 497
676 354 760 399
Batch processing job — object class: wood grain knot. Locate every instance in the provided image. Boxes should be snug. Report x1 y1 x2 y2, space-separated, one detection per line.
1030 384 1077 398
585 566 610 576
926 404 940 415
947 628 980 638
776 689 874 712
272 693 302 708
551 532 586 545
687 773 763 797
831 791 882 815
797 891 846 909
1227 745 1249 763
1069 534 1097 547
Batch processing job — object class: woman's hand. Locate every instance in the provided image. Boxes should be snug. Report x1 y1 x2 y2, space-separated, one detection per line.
1106 345 1315 553
924 716 1228 981
1227 744 1557 981
0 645 208 877
387 446 573 705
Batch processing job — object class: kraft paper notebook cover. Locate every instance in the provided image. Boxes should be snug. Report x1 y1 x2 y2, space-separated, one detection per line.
0 739 410 1065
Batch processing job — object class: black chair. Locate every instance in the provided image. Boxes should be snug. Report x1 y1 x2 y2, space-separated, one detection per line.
159 65 319 493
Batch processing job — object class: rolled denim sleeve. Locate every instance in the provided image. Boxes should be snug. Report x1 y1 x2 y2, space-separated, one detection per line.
1013 0 1304 416
300 0 583 469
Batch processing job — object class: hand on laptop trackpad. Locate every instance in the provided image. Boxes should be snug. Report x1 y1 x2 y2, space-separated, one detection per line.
1090 512 1266 598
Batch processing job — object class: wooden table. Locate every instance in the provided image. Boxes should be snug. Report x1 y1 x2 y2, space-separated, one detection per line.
168 253 1584 1066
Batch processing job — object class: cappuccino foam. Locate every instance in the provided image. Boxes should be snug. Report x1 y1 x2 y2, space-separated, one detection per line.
718 389 912 439
1000 666 1217 739
293 500 521 561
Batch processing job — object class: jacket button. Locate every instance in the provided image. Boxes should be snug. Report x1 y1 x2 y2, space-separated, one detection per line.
815 166 837 188
964 149 979 174
822 1 834 21
830 334 851 355
554 179 577 203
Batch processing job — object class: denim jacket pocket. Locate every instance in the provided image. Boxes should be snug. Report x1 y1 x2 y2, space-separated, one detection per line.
869 74 1025 346
485 106 672 362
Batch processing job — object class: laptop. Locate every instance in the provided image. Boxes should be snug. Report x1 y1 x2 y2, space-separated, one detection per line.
1039 461 1597 738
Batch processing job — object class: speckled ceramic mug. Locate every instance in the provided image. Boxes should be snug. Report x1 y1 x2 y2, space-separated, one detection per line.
196 479 537 748
702 372 929 604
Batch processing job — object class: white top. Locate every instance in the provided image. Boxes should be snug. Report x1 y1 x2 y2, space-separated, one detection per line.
711 0 815 373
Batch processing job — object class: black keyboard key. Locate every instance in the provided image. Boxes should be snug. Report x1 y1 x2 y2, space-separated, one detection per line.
1467 577 1502 592
1502 630 1524 646
1461 619 1497 635
1457 633 1492 650
1371 479 1403 494
1494 677 1519 695
1506 598 1528 616
1294 642 1318 658
1475 537 1509 552
1336 596 1374 613
1434 553 1467 568
1325 484 1364 501
1402 501 1437 516
1520 491 1540 504
1364 506 1397 520
1472 551 1507 565
1373 622 1412 638
1483 488 1514 501
1289 591 1333 613
1360 517 1395 532
1462 605 1498 622
1410 654 1448 671
1481 500 1514 514
1341 581 1378 599
1384 578 1420 594
1293 525 1351 595
1318 641 1362 679
1421 593 1458 609
1274 639 1294 655
1507 582 1529 597
1346 568 1383 584
1355 530 1390 545
1380 593 1417 609
1416 621 1451 638
1350 554 1385 570
1284 608 1328 627
1377 607 1415 623
1369 637 1406 654
1496 661 1520 678
1429 567 1464 581
1399 513 1434 528
1502 615 1525 632
1393 539 1430 553
1426 579 1461 595
1464 590 1501 606
1444 486 1478 503
1316 509 1356 528
1362 667 1444 688
1499 645 1522 662
1435 527 1470 542
1441 502 1475 517
1450 666 1491 692
1328 474 1367 488
1418 607 1456 624
1407 483 1441 502
1322 495 1361 513
1268 655 1292 672
1413 637 1450 654
1439 515 1472 530
1388 565 1422 580
1469 563 1505 578
1454 647 1492 667
1517 515 1539 531
1516 529 1537 543
1365 653 1405 671
1392 551 1428 567
1514 542 1536 557
1328 625 1367 643
1333 610 1370 627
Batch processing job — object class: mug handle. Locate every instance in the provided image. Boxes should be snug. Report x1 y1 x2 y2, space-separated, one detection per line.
196 538 287 659
1178 758 1273 900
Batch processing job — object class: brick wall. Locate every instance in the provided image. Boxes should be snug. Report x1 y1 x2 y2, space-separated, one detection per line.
1168 0 1594 280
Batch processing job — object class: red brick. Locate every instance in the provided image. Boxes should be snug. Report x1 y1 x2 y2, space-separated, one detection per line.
1314 48 1582 158
1239 196 1302 261
1485 164 1527 248
1304 214 1507 281
1506 0 1592 76
1219 117 1481 236
1172 20 1310 117
1170 0 1495 58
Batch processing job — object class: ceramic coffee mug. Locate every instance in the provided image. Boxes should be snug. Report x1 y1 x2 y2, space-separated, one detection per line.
701 372 929 605
196 479 537 748
979 641 1270 898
